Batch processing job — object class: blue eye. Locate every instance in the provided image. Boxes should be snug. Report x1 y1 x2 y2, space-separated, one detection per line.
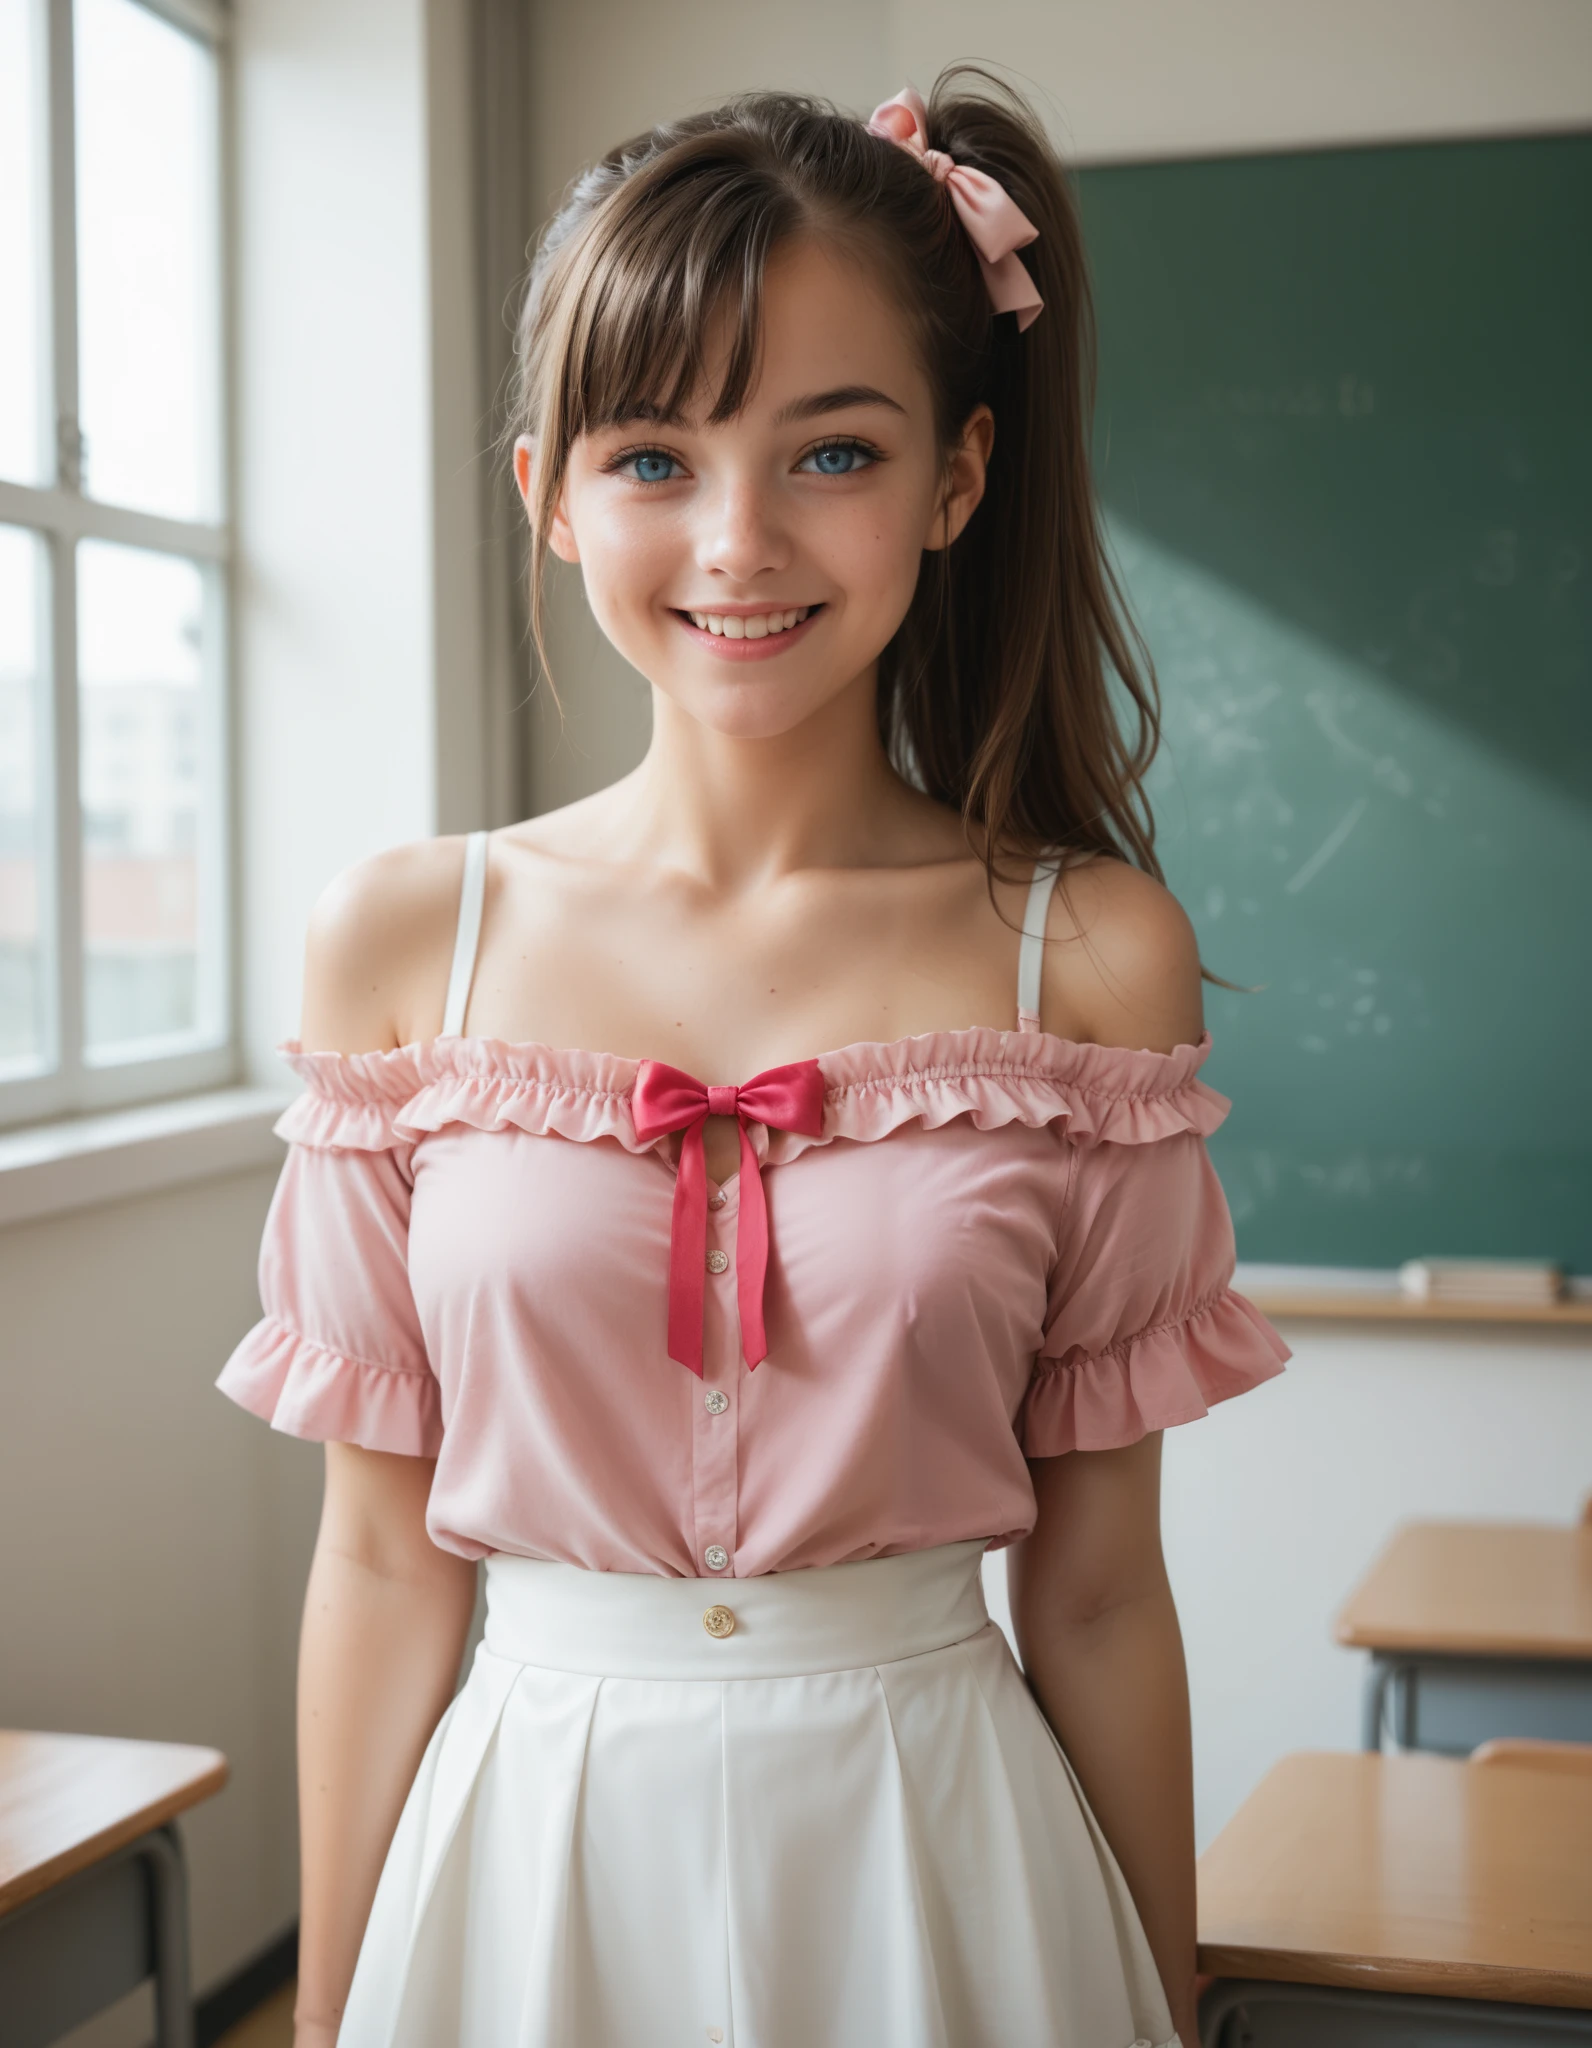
801 441 875 476
625 449 679 484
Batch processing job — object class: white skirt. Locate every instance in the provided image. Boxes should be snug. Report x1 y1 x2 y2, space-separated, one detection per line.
340 1540 1178 2048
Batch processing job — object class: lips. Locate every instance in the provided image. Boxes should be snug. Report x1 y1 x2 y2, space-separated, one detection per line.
673 603 825 661
683 605 815 640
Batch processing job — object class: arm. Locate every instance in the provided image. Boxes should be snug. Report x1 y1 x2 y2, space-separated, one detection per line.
1008 1437 1197 2048
1019 860 1205 2041
292 844 479 2043
295 1443 478 2046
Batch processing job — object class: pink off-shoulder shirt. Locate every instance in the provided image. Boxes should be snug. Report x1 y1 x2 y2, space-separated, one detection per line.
217 846 1289 1577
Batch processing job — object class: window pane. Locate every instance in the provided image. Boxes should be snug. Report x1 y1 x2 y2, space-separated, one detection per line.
78 539 216 1057
0 0 48 484
0 527 48 1072
75 0 218 518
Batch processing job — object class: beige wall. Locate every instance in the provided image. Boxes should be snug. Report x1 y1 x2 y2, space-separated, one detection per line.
236 0 437 1077
899 0 1592 162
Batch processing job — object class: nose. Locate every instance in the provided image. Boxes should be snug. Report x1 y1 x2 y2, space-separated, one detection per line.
694 473 792 586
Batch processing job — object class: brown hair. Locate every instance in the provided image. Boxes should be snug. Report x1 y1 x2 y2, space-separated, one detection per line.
510 68 1163 890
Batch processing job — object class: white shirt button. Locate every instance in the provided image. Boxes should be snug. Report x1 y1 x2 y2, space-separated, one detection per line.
704 1545 729 1571
704 1388 729 1414
707 1190 727 1211
705 1249 729 1275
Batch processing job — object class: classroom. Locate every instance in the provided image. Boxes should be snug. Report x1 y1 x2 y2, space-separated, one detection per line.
1 3 1588 2045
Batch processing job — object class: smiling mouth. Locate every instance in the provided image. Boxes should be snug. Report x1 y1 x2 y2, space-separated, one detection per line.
677 604 821 640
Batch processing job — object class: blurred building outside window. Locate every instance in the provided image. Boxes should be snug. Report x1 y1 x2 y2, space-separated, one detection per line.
0 0 231 1127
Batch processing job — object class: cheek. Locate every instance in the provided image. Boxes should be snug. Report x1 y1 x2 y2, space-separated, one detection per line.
805 476 936 602
575 501 682 624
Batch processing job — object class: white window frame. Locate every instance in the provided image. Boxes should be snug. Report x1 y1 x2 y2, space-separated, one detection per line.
0 0 234 1130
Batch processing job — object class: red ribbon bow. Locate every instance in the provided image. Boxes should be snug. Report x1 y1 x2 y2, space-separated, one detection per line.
632 1059 825 1375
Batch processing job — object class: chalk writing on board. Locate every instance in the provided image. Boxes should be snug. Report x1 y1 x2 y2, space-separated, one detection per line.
1283 797 1369 895
1113 513 1587 1120
1220 1148 1432 1225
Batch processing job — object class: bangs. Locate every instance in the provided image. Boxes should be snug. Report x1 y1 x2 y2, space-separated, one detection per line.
558 151 813 438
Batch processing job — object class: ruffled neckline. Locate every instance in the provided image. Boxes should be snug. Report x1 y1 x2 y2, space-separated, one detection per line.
272 1024 1229 1157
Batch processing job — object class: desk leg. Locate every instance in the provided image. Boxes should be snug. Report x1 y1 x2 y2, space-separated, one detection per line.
144 1825 194 2048
1360 1656 1393 1751
1392 1662 1419 1750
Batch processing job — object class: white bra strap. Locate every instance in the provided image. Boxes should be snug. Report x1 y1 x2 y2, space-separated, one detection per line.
441 830 489 1038
1017 855 1061 1032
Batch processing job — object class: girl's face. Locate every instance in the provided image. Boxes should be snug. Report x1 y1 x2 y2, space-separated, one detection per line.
518 237 991 742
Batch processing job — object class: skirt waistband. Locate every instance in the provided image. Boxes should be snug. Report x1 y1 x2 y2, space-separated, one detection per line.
481 1539 991 1680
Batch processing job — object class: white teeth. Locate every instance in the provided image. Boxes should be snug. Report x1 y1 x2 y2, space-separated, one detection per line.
687 606 813 639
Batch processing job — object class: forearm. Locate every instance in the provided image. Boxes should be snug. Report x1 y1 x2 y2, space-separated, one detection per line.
1018 1582 1196 2042
295 1535 476 2037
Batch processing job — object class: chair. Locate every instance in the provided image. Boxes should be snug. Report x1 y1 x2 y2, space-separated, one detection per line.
1469 1736 1592 1776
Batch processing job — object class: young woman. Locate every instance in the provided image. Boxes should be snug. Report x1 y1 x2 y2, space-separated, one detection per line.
219 73 1288 2048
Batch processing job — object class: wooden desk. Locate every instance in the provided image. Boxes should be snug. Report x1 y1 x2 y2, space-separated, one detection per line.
0 1729 228 2048
1197 1751 1592 2044
1336 1520 1592 1752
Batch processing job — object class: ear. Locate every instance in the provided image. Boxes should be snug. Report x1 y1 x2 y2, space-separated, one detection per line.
924 404 994 552
514 434 581 564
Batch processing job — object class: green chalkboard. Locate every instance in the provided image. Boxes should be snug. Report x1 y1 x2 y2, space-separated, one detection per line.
1075 136 1592 1270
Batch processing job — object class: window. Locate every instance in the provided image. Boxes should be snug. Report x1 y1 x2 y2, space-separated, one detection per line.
0 0 230 1127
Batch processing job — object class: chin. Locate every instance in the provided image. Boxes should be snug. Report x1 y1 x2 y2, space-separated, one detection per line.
672 680 838 742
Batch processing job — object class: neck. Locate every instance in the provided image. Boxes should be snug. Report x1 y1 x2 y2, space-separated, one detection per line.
614 662 922 888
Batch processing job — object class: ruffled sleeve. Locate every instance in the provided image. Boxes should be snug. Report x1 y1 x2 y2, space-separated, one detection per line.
1016 1109 1290 1459
215 1043 442 1457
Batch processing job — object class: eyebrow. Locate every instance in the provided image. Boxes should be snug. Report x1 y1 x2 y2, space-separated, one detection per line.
611 399 683 427
603 384 907 434
772 385 908 427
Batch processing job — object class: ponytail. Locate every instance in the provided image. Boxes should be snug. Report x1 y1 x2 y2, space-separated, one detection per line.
881 69 1162 887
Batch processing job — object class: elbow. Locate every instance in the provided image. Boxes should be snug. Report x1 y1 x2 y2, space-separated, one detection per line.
1010 1557 1176 1650
317 1527 469 1597
314 1442 470 1596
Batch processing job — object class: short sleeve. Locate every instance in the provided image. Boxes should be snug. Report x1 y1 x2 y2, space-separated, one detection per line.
1016 1128 1289 1458
215 1044 443 1457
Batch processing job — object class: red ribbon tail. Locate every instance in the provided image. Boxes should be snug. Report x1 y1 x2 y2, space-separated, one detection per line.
668 1118 707 1375
736 1118 769 1367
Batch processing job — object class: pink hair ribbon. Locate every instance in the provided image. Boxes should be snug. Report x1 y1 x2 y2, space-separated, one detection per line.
632 1058 826 1375
867 87 1044 331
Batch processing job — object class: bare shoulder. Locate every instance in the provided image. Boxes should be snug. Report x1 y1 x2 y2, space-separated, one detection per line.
1041 855 1204 1054
299 835 475 1054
